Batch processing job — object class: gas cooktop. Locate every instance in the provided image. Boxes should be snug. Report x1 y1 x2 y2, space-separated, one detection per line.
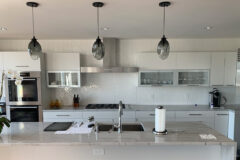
85 104 125 109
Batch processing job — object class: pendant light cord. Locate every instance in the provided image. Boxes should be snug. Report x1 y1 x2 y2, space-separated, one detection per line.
97 7 100 37
32 6 35 37
163 6 165 36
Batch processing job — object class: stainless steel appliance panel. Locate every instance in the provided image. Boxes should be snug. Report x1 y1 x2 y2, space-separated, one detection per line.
6 72 41 106
7 105 42 122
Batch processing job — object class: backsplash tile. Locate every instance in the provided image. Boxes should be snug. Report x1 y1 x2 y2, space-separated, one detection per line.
49 73 238 106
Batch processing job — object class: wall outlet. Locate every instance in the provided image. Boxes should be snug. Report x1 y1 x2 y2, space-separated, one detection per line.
92 148 105 156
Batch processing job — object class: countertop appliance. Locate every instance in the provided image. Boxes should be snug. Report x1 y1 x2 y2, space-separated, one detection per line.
209 88 227 108
85 104 126 109
6 71 42 106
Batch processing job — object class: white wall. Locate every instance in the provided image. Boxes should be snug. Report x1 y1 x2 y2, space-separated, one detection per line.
0 38 239 106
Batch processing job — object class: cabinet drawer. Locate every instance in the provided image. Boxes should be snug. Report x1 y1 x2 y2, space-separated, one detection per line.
43 111 83 119
136 111 175 121
44 118 83 122
214 111 229 116
176 111 212 118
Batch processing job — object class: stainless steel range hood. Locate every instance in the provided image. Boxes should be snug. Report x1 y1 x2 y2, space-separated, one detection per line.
81 38 139 73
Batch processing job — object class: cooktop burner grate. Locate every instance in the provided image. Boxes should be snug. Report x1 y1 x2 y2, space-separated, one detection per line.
85 104 125 109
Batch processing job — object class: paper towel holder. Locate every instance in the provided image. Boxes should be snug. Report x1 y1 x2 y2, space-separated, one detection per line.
152 128 168 135
153 105 167 135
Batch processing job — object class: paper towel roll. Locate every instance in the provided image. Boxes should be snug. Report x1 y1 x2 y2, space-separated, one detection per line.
155 106 166 132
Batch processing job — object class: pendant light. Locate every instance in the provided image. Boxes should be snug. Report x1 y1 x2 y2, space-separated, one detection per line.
92 2 105 60
157 1 171 60
26 2 42 60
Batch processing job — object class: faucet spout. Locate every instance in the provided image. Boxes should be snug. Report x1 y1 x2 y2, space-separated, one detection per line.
114 101 123 133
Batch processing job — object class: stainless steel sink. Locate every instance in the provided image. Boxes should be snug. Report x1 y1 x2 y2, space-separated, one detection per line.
97 123 144 132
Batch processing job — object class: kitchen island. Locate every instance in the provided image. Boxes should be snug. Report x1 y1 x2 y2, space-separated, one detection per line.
0 122 236 160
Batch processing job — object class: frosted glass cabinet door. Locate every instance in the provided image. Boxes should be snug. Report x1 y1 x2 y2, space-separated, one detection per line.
47 71 80 88
178 70 209 86
139 71 174 86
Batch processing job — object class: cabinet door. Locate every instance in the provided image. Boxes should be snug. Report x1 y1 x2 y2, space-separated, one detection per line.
178 70 209 86
46 53 80 71
214 111 229 137
176 53 211 69
139 71 174 86
3 52 40 71
136 53 177 69
211 53 225 85
135 111 175 122
224 53 237 86
175 111 214 128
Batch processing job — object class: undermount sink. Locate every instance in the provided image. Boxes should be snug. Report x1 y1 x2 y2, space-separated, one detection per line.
97 123 144 132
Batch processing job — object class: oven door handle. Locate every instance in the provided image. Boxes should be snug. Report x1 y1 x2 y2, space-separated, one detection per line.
21 79 37 81
8 79 36 81
10 107 38 109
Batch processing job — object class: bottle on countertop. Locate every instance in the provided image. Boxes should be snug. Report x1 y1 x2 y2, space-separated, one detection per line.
73 94 80 108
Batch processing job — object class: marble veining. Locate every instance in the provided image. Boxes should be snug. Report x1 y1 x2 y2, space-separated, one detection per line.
0 122 236 147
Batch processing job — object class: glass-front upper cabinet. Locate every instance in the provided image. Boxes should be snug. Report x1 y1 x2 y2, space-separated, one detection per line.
177 70 209 86
139 71 174 86
47 71 80 88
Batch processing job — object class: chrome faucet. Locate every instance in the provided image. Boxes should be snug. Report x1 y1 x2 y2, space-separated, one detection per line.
114 101 123 133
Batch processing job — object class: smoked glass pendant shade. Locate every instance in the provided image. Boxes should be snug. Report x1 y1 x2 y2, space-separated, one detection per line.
157 35 170 60
92 36 105 60
28 36 42 60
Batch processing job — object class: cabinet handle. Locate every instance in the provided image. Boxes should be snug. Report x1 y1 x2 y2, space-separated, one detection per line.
149 113 155 116
216 114 228 116
16 65 29 68
56 115 70 117
189 114 202 116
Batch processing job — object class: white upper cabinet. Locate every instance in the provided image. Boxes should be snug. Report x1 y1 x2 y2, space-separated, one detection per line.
3 52 40 71
210 52 237 86
210 53 225 85
176 52 211 69
46 53 80 71
224 52 237 85
136 52 177 69
137 52 211 70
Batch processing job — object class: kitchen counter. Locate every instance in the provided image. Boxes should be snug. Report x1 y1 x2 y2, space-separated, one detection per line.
0 122 236 160
0 122 235 145
44 104 234 112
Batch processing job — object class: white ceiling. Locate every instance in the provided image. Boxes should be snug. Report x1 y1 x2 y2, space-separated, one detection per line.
0 0 240 39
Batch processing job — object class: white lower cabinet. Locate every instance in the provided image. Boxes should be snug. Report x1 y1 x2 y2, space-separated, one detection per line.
43 110 232 138
175 111 215 129
43 111 83 122
135 111 175 122
214 111 229 137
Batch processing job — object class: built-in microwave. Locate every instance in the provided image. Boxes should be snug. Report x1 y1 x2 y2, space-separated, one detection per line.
5 72 41 106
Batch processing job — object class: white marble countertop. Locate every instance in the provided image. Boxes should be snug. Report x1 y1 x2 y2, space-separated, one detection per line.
0 122 236 146
43 105 235 112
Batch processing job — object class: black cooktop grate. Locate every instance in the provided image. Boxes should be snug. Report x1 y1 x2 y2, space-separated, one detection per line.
85 104 125 109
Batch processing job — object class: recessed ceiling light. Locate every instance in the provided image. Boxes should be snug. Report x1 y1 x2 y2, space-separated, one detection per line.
204 26 213 30
102 27 110 31
0 27 7 31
